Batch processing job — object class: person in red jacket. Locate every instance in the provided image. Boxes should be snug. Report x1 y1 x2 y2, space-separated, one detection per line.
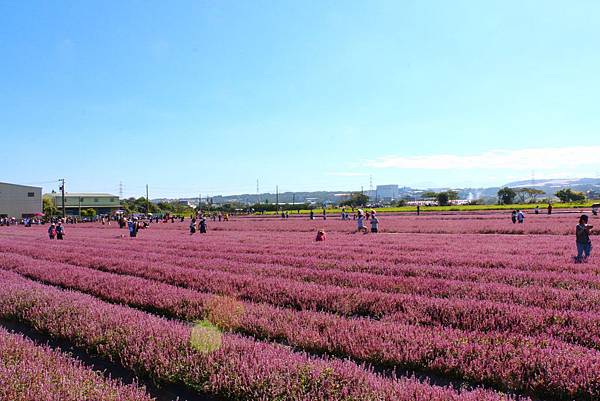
315 229 326 241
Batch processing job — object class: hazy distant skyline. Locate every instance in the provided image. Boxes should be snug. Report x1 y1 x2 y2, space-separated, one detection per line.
2 1 599 197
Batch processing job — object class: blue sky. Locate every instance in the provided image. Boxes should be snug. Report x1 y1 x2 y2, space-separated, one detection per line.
1 1 599 197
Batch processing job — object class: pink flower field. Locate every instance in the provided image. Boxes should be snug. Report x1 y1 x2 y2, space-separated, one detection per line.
0 210 598 401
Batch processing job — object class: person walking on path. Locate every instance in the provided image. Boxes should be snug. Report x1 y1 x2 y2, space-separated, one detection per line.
55 223 65 240
370 212 379 233
576 214 593 262
48 223 56 240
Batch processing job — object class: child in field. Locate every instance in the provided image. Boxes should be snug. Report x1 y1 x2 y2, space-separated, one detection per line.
370 212 379 233
576 214 593 262
316 229 326 241
356 210 367 233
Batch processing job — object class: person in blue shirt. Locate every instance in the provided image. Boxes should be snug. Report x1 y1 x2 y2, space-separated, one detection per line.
55 223 65 240
576 214 593 262
128 220 137 238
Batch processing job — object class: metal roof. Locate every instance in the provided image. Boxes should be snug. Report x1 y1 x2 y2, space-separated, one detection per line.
55 193 119 197
0 182 42 189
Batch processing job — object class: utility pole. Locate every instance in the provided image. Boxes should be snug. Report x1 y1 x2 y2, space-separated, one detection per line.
256 179 260 204
59 179 66 219
276 185 279 210
119 181 123 199
146 184 150 214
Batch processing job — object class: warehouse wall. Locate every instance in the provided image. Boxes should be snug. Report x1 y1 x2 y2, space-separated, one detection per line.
0 183 42 217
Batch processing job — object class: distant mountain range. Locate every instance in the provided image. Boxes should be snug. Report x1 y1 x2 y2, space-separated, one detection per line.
504 177 600 188
151 178 600 205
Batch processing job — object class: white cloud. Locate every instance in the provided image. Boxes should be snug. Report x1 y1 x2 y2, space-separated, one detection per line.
327 172 370 177
365 146 600 170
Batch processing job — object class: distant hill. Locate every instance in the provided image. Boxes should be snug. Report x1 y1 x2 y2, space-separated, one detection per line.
151 178 600 205
504 178 600 188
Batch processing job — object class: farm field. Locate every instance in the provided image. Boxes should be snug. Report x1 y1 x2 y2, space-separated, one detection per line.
0 211 599 401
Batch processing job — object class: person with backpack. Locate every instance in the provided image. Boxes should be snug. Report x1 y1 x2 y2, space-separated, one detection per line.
55 223 65 240
48 223 56 240
576 214 593 262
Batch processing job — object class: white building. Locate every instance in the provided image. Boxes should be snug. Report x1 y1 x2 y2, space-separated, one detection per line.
375 184 399 201
0 182 42 217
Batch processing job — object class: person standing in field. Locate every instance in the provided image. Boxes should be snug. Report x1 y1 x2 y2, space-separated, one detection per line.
309 210 314 220
55 223 65 240
370 212 379 233
511 210 517 224
548 203 553 215
576 214 593 262
517 210 525 224
190 218 196 235
128 220 137 238
199 217 207 233
356 210 367 233
48 223 56 240
534 206 539 214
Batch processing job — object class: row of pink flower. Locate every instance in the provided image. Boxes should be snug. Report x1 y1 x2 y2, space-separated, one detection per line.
0 326 152 401
8 228 600 294
4 250 600 349
6 240 600 317
0 270 517 401
12 224 596 276
2 253 600 400
173 212 595 235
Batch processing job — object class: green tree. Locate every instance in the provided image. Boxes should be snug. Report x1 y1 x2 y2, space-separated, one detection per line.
421 191 437 199
436 192 450 206
340 192 369 208
82 208 97 218
515 188 546 203
497 187 517 205
446 190 459 200
555 188 586 203
43 194 58 217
